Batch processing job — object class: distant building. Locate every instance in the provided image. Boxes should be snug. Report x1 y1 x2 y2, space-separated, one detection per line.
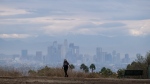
96 47 103 63
105 53 112 63
122 54 130 63
36 51 42 61
21 50 28 56
74 46 79 56
116 53 121 63
61 39 68 59
21 50 28 59
58 44 63 59
113 53 120 64
112 50 121 64
47 41 62 64
66 43 79 63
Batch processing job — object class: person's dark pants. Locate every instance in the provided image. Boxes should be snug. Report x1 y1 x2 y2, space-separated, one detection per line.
64 66 68 77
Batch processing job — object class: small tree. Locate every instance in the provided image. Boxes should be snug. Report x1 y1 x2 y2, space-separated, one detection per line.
80 63 89 73
70 64 75 70
100 67 113 77
84 66 89 73
117 69 125 78
126 52 150 78
90 63 96 73
80 63 86 71
100 67 106 73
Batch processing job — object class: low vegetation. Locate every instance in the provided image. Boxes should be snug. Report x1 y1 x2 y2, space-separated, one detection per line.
28 66 102 78
117 51 150 79
27 64 117 78
0 67 22 77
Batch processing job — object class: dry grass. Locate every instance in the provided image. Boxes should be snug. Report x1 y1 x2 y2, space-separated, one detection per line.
0 67 22 77
0 66 116 78
28 67 87 77
28 66 103 78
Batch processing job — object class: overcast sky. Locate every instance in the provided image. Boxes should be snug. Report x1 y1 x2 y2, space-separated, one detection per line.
0 0 150 57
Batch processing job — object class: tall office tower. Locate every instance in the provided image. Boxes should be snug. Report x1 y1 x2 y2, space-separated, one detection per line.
36 51 42 61
113 53 120 64
125 54 130 63
96 47 102 55
47 46 53 63
21 50 28 59
122 54 130 63
116 53 120 63
69 43 74 54
47 41 61 64
62 39 68 59
58 44 63 60
112 50 116 56
47 46 53 57
105 53 112 63
112 50 117 63
21 50 28 57
74 46 79 56
102 52 106 63
96 47 103 63
66 43 78 63
125 54 129 58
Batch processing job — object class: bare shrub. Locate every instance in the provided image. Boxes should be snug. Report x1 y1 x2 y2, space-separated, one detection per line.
0 67 22 77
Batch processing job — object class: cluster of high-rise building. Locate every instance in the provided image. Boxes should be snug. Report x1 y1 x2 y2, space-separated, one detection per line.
0 39 132 71
19 39 131 66
94 47 130 64
20 39 80 65
46 40 79 64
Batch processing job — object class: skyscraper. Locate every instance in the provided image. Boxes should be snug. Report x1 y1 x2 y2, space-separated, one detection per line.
66 43 79 63
96 47 102 56
21 50 28 58
105 53 112 63
122 54 130 63
96 47 103 63
36 51 42 61
74 46 79 57
47 41 61 64
21 50 28 59
61 39 68 59
112 50 116 63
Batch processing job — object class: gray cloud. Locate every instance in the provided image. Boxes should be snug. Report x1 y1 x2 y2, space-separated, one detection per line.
76 22 126 29
1 0 150 20
0 24 46 35
99 22 126 28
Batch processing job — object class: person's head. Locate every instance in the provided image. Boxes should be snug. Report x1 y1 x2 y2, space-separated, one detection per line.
64 59 67 61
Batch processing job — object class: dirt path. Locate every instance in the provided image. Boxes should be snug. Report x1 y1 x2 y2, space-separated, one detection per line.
0 77 150 84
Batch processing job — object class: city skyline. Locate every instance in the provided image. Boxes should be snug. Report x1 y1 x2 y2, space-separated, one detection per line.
0 38 148 58
0 39 132 59
0 39 132 72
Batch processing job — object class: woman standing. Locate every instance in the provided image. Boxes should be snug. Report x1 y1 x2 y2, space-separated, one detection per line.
63 59 70 77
